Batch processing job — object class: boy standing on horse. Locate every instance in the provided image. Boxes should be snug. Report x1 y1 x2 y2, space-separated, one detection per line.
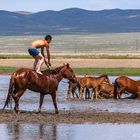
28 35 52 75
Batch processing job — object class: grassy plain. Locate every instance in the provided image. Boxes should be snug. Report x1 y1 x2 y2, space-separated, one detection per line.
1 33 140 75
0 32 140 55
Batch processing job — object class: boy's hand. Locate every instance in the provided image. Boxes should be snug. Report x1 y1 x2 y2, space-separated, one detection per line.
48 62 51 66
44 59 51 69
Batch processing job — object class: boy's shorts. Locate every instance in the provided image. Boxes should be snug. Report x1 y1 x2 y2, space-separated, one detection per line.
28 48 39 56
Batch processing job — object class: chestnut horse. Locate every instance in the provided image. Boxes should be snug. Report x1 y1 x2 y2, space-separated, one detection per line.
3 64 76 114
114 76 140 99
79 75 110 100
99 82 114 99
67 76 90 99
67 79 79 99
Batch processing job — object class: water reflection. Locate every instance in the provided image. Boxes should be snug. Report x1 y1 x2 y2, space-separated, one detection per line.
5 123 57 140
1 123 140 140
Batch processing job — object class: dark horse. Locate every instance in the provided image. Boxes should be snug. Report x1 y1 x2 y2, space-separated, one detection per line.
114 76 140 99
3 64 76 114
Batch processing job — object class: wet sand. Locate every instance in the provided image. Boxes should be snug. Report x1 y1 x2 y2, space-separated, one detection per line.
1 110 140 124
1 58 140 68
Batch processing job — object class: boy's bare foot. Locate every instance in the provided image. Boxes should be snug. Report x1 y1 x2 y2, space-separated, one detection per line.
36 71 43 75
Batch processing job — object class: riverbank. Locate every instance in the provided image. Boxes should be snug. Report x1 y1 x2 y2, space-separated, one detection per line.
1 110 140 124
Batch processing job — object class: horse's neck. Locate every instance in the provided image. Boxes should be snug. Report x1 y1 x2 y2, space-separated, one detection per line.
45 66 65 82
55 71 63 82
99 77 106 83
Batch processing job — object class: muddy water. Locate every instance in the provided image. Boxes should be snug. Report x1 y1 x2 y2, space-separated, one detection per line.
0 123 140 140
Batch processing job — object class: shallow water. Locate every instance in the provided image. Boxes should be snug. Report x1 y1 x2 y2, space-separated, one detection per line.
0 75 140 113
1 123 140 140
1 75 140 140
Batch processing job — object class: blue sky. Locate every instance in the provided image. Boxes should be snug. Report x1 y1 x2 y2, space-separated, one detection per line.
0 0 140 12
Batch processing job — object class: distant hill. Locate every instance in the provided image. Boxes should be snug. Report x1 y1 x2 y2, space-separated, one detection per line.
14 11 33 15
0 8 140 35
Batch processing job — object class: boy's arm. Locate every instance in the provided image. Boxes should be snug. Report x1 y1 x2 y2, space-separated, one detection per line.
41 47 45 58
46 47 51 66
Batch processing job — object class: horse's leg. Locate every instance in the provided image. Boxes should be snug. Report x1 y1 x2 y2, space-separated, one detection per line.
74 90 79 98
51 92 59 114
117 86 126 99
85 88 88 99
91 88 95 100
72 89 75 98
94 87 98 100
94 87 103 100
12 90 25 113
79 86 84 99
67 89 71 99
38 93 45 112
86 88 90 99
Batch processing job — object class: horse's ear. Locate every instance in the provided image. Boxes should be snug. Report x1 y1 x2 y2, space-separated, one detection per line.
66 63 69 68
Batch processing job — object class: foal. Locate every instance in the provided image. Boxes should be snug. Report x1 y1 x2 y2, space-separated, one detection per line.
79 75 109 100
99 82 114 98
67 76 90 99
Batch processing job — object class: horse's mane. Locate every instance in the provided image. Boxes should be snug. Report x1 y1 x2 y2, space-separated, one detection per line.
96 74 108 79
42 65 64 75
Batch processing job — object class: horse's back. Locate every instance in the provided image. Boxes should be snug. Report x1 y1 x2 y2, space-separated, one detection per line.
116 76 140 92
116 76 138 84
14 67 31 74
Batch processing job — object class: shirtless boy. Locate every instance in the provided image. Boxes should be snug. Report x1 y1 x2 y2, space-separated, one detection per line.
28 35 52 74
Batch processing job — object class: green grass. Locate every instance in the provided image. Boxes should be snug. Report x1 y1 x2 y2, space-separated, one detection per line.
73 68 140 76
0 66 17 74
1 66 140 76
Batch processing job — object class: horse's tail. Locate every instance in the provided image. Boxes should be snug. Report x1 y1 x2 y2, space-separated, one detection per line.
2 73 15 111
113 79 119 99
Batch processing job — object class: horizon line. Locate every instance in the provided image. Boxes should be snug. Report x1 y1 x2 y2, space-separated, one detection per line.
0 7 140 13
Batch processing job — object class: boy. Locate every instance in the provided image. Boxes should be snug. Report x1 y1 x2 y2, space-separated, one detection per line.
28 35 52 74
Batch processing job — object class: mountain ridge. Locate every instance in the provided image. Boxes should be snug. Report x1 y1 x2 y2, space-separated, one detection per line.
0 8 140 35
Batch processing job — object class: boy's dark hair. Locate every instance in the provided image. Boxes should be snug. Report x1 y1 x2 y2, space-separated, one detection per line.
45 35 52 41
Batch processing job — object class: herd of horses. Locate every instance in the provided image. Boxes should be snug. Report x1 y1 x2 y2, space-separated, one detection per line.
68 74 140 100
2 64 140 114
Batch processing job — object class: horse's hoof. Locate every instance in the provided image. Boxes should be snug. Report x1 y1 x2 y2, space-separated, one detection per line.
38 108 41 113
55 110 59 114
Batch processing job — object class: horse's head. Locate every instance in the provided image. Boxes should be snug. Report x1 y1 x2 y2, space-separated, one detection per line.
102 74 110 83
60 63 76 82
98 74 110 83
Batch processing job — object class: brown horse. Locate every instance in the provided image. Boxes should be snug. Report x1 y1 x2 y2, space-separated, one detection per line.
79 75 110 100
3 64 76 114
67 79 79 99
99 82 114 98
67 76 91 99
114 76 140 99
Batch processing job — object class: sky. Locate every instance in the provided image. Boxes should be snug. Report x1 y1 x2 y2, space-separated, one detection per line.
0 0 140 12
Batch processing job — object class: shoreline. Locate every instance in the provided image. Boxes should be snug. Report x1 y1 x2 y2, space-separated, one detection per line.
1 110 140 124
